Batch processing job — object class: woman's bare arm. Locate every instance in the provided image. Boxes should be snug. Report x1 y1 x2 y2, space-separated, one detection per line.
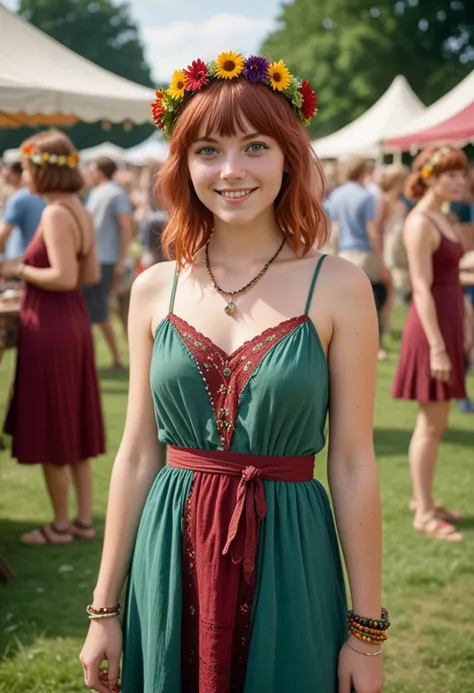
92 269 166 606
325 261 382 622
79 210 101 285
404 214 444 350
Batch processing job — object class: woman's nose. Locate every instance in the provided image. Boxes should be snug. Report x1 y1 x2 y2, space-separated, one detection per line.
220 153 245 180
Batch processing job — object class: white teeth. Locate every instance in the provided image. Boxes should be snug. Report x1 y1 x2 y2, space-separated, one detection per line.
220 190 252 199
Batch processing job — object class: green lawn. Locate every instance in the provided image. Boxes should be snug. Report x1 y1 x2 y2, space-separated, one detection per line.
0 308 473 693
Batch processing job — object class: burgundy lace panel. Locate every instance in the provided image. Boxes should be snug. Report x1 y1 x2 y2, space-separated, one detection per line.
173 313 310 691
181 472 253 692
168 313 310 451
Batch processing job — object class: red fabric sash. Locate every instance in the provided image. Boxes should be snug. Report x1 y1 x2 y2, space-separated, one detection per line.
167 445 314 586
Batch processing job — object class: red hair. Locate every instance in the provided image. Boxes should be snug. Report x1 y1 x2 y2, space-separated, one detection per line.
406 145 468 202
155 79 328 264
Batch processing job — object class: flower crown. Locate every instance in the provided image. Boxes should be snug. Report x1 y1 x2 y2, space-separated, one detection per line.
21 144 80 169
151 51 318 138
421 146 451 180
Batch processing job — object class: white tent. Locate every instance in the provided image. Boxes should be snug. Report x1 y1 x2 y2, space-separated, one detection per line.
385 69 474 149
312 76 426 160
124 132 169 165
80 142 127 163
0 5 156 128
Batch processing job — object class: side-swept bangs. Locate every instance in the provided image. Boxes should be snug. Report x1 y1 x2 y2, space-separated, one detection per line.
156 79 328 264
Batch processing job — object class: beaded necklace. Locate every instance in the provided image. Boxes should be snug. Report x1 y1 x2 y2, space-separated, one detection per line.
205 235 286 315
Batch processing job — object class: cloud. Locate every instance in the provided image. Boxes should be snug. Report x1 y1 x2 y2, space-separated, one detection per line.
143 13 276 84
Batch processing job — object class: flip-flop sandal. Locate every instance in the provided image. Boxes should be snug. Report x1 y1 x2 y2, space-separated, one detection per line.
21 523 74 546
414 518 463 542
71 518 96 541
409 500 462 521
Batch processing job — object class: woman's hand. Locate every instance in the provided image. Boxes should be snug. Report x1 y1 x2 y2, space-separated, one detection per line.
0 259 21 280
429 346 451 382
338 637 384 693
79 617 123 693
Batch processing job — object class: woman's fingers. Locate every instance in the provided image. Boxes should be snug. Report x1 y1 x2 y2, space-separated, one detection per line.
81 657 110 693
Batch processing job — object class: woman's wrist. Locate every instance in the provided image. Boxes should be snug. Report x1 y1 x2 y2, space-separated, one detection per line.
429 342 446 354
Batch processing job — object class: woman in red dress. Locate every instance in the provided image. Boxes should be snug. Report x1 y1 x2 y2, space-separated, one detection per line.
1 130 105 545
391 146 471 542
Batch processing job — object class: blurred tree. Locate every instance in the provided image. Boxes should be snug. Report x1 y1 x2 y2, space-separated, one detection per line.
261 0 474 137
0 0 156 153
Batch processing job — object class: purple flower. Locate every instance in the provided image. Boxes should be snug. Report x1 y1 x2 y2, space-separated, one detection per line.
243 55 270 83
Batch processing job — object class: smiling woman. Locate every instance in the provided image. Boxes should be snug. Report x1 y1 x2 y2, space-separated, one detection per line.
157 76 327 264
80 51 386 693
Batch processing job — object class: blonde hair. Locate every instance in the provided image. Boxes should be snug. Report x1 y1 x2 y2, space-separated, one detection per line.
379 164 410 193
344 156 371 182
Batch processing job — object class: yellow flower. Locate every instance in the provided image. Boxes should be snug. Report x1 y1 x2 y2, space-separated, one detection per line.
216 50 245 79
167 70 186 100
421 166 432 180
268 60 291 91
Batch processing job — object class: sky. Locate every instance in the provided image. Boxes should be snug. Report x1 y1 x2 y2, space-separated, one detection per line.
2 0 283 84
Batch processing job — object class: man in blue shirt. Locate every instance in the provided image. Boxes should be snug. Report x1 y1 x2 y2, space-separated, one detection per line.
0 162 46 257
83 157 134 370
328 157 391 359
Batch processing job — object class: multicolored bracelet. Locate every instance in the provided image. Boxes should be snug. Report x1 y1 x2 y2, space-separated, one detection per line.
347 608 390 644
86 603 122 620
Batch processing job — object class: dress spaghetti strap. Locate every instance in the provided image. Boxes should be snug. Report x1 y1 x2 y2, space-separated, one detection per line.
305 254 327 314
169 264 179 314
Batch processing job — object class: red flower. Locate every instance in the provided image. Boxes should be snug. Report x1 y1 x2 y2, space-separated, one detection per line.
151 100 165 125
183 59 208 91
300 80 317 120
155 88 165 101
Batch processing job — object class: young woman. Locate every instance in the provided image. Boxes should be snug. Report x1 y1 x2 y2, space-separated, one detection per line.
80 52 386 693
1 130 105 545
392 146 471 541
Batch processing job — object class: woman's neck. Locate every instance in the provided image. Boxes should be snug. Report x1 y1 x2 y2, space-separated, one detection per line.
417 190 445 213
210 215 284 268
44 192 74 204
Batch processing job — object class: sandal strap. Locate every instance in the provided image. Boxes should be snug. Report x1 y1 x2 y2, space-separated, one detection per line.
73 518 94 531
50 522 73 535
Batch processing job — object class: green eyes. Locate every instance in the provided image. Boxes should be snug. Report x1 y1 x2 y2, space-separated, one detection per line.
196 142 269 156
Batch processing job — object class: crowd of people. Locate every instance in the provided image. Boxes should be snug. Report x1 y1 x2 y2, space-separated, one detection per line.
0 62 473 691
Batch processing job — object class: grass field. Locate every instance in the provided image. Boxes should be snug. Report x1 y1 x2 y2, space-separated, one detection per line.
0 307 473 692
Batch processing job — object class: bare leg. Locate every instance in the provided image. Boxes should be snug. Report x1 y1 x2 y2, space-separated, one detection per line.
409 401 450 522
21 464 72 544
98 320 122 368
42 463 70 527
70 459 93 525
380 283 395 336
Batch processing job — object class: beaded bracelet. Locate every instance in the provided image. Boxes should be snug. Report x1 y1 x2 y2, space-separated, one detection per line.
348 608 390 632
87 602 121 615
349 619 387 637
349 628 387 644
86 603 122 620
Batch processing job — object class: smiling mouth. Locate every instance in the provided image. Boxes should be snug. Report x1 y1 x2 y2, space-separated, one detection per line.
216 188 257 199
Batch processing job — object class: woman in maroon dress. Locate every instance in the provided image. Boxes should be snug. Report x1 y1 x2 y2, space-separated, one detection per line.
1 130 105 545
392 146 471 542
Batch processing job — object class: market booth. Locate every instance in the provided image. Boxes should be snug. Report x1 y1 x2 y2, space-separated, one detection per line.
312 75 426 161
385 70 474 150
0 5 155 128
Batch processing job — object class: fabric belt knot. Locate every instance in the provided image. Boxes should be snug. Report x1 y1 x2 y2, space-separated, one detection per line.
222 465 267 585
166 446 315 586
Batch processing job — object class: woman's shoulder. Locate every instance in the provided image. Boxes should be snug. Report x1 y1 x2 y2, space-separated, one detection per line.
319 252 372 294
131 260 177 299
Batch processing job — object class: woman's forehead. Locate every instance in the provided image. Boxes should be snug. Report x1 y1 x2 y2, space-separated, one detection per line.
195 112 257 141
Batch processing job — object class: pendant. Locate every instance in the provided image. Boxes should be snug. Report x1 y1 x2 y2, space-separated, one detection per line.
224 298 235 316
